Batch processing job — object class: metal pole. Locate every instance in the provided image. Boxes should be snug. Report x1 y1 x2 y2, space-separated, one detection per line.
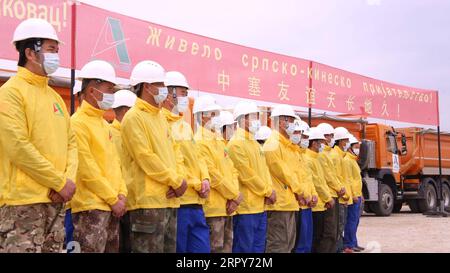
70 2 77 115
308 61 312 127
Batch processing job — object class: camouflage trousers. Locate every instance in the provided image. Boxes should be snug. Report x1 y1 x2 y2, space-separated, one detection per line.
129 208 177 253
72 210 119 253
206 216 233 253
336 204 348 252
0 203 65 253
265 211 297 253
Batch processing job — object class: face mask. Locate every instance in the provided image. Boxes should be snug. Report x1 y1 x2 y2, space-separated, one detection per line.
249 120 261 134
152 87 168 105
319 143 326 153
175 96 189 113
344 142 351 152
329 138 335 147
95 89 114 110
35 52 60 75
353 148 360 156
285 122 296 135
290 134 301 145
300 139 309 149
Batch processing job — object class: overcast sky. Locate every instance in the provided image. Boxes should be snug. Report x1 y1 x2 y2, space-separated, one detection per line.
81 0 450 131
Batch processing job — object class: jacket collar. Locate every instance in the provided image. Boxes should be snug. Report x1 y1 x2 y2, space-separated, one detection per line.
161 107 182 123
16 67 49 88
306 148 319 158
112 119 121 130
346 152 358 160
235 127 255 141
334 145 346 158
135 98 160 114
79 100 105 118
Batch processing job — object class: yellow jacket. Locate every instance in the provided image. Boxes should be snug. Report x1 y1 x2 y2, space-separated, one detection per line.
344 152 362 198
194 126 240 217
318 145 345 198
162 108 210 206
296 146 318 210
0 67 78 206
303 149 333 212
121 98 184 210
227 128 273 214
70 101 127 213
330 146 353 205
263 131 301 211
110 119 128 180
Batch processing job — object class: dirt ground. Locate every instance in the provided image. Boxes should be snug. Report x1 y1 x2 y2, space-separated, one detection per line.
357 206 450 253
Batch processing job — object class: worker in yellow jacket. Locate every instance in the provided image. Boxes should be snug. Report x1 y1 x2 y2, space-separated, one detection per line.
343 135 364 252
121 61 187 253
316 122 348 253
263 105 305 253
329 126 353 253
193 96 242 253
303 127 335 253
228 101 275 253
293 120 318 253
70 60 127 253
162 71 212 253
0 18 77 253
110 89 137 253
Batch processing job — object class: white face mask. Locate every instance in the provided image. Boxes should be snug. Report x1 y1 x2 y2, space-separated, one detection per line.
290 134 301 145
35 52 60 75
96 90 115 110
249 120 261 134
175 96 189 113
353 148 360 156
300 139 309 149
343 142 351 152
285 122 296 135
209 116 221 131
329 138 335 147
319 143 326 153
153 87 168 105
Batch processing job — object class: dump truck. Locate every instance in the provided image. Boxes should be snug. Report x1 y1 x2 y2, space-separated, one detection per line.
301 113 450 216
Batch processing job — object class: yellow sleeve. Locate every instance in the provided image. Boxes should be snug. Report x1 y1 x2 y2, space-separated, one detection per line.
112 139 127 197
121 115 183 189
310 161 332 204
228 143 272 198
342 159 353 200
72 121 119 206
173 141 188 185
197 142 239 200
264 148 301 194
64 114 78 183
296 164 313 199
0 89 65 192
197 155 210 191
318 154 343 194
351 160 363 197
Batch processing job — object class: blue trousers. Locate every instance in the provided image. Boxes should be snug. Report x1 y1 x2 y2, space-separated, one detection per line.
294 208 313 253
232 212 267 253
64 209 74 247
344 197 362 249
176 206 211 253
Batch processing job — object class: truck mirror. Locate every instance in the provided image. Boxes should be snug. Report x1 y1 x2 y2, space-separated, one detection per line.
401 134 407 155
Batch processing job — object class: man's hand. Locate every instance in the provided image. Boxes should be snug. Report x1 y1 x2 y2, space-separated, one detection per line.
337 187 346 197
48 190 64 203
265 190 277 205
111 197 126 218
353 197 359 203
309 195 318 208
325 198 335 209
198 179 211 199
226 193 243 215
57 179 76 202
166 187 176 199
174 179 188 197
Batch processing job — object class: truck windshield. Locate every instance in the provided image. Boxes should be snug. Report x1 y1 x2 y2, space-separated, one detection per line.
386 134 398 154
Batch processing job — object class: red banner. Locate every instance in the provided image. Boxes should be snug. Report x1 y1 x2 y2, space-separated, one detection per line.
0 1 439 125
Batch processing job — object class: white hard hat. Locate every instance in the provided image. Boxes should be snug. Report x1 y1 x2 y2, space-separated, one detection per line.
164 71 189 89
233 101 259 120
308 127 326 141
317 123 335 135
299 120 310 134
112 90 137 108
193 95 222 114
270 104 298 119
293 119 303 132
77 60 117 85
349 134 359 145
130 60 166 86
218 111 236 128
73 80 82 95
12 18 60 44
255 126 272 141
334 127 351 141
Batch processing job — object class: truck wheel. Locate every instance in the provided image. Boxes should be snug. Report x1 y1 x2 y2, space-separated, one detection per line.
393 201 403 213
371 184 394 216
418 182 437 213
407 200 421 213
442 183 450 211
